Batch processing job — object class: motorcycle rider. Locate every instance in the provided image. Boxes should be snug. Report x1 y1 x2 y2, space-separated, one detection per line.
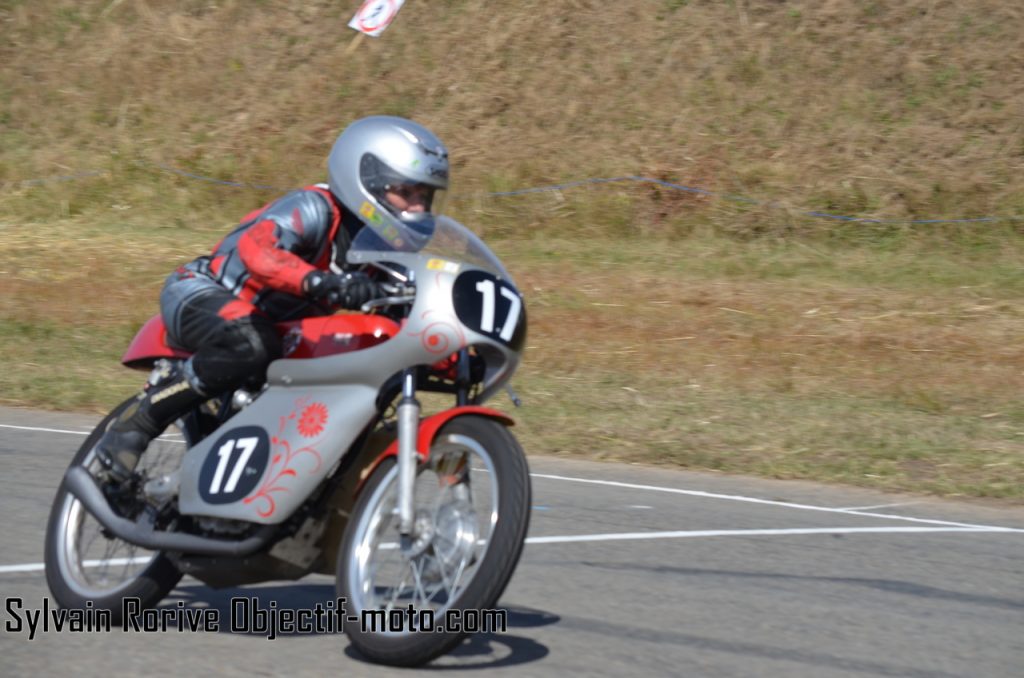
96 116 451 481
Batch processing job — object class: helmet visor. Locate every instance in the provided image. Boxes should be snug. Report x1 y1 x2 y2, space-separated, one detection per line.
360 154 447 226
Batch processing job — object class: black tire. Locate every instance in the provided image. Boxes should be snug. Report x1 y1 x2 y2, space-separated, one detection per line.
44 396 184 624
337 415 531 667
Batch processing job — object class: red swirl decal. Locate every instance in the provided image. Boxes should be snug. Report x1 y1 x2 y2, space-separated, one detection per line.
408 310 466 355
244 397 325 518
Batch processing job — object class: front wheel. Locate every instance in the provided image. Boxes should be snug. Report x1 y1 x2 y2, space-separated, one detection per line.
337 415 531 667
44 396 186 623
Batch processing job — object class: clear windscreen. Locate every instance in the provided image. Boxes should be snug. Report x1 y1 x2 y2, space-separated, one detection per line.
349 215 514 284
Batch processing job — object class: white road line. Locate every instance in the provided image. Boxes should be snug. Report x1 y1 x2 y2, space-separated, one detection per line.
0 423 93 436
0 563 48 574
530 472 1024 533
0 525 1012 576
523 526 1006 544
6 421 1023 534
0 423 184 443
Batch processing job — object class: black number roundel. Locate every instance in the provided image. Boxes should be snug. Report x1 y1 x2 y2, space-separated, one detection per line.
198 426 270 504
452 271 526 351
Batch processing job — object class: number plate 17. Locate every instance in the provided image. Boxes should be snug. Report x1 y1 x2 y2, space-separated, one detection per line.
452 271 526 350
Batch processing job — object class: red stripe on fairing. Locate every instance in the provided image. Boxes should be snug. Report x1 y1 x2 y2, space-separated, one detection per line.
237 220 315 296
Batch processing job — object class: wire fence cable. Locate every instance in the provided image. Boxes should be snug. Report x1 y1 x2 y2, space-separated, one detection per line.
2 162 1020 225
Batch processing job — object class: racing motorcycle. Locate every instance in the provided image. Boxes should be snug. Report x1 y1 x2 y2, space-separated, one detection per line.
43 215 530 667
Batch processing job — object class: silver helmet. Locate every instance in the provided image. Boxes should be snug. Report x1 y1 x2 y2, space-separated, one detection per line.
327 116 449 250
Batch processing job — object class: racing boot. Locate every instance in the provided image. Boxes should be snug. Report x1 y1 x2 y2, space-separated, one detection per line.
95 365 208 482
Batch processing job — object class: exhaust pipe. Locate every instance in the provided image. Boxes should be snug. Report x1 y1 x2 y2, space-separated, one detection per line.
64 466 277 557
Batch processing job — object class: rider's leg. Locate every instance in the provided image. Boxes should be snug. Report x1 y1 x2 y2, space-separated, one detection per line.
94 361 209 480
96 281 281 481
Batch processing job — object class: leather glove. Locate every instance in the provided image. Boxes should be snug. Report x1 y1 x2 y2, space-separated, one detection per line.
303 271 382 310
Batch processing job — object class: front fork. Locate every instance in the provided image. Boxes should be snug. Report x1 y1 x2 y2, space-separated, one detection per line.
396 368 420 545
396 347 476 547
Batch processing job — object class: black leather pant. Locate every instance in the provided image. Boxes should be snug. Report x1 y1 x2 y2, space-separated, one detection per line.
160 272 282 395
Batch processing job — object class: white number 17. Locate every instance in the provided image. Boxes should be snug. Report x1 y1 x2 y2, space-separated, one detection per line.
209 437 259 495
475 280 521 341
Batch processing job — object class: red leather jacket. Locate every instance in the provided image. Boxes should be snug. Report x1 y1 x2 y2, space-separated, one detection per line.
180 184 357 319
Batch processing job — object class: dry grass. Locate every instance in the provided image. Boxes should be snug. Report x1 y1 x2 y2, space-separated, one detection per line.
506 236 1024 499
2 1 1024 499
3 1 1024 223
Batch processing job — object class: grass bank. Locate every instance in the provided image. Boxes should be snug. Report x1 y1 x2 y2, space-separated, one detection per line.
2 209 1022 500
2 0 1023 500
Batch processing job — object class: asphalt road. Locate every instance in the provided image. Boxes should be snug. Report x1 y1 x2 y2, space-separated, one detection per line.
1 406 1022 677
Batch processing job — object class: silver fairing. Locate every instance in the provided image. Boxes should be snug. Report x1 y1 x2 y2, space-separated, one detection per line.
177 217 524 524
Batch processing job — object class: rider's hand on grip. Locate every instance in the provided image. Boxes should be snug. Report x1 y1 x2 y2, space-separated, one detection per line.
303 271 383 311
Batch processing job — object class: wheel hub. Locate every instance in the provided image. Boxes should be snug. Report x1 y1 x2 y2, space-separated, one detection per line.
399 496 480 587
432 498 479 571
402 509 436 558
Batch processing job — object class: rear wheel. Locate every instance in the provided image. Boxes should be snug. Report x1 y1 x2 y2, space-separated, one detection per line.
44 396 187 623
337 415 531 667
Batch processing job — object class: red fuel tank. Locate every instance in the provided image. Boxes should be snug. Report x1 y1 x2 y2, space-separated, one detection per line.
121 314 400 370
277 315 400 359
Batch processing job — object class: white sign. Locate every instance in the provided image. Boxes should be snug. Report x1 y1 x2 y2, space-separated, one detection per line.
348 0 406 38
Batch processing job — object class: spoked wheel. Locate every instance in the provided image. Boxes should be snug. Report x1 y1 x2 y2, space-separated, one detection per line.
337 415 531 667
44 396 187 622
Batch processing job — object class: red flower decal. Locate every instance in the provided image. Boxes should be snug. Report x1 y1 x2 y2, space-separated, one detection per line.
244 397 325 517
297 402 328 438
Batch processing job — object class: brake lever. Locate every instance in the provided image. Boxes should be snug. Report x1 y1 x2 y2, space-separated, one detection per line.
359 295 416 313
